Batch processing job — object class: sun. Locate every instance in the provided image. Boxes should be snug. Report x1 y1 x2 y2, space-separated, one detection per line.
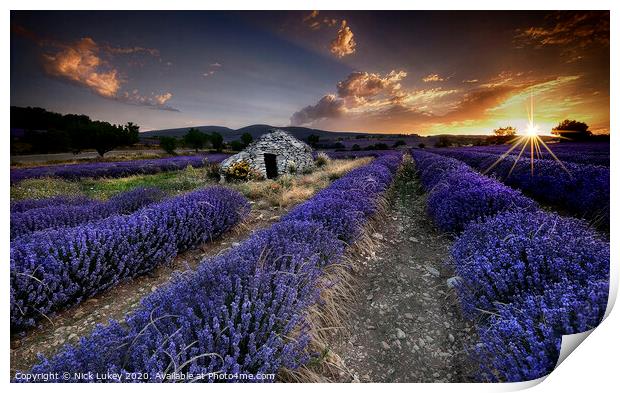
524 123 539 137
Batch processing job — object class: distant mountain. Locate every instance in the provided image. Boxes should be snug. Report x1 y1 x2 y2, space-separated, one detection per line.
140 124 391 142
140 125 235 139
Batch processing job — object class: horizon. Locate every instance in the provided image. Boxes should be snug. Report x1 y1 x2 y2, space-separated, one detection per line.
11 11 610 135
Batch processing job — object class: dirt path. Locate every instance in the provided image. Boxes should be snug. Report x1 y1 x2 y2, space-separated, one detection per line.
9 205 284 375
328 167 479 382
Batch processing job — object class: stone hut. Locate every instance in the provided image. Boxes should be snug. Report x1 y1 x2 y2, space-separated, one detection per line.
220 129 315 179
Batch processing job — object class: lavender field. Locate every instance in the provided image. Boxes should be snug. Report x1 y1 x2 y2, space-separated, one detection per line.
9 141 609 383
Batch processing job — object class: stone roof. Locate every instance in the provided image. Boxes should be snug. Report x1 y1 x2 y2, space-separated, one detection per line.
220 129 315 178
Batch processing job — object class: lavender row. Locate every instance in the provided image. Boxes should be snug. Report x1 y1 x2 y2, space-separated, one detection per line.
430 148 610 227
10 153 231 183
23 154 402 382
455 211 609 381
11 196 95 213
11 187 165 238
411 150 609 381
450 143 610 166
11 187 250 331
318 149 399 160
414 150 536 233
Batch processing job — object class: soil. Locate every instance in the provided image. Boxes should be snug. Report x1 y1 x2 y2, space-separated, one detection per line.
9 203 286 375
326 168 479 382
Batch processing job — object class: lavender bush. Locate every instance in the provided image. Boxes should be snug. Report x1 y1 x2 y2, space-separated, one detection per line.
11 153 231 183
11 187 165 238
474 280 608 382
443 142 610 167
11 187 250 331
411 149 609 381
431 149 609 226
23 154 402 382
11 195 95 213
412 150 535 233
452 210 609 317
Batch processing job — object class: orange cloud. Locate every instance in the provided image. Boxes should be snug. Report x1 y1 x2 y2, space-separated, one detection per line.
337 70 406 105
330 20 356 58
290 67 603 134
42 37 121 97
303 10 321 30
422 73 444 82
40 36 177 111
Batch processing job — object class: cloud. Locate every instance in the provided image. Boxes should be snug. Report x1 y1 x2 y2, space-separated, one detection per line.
292 70 459 127
303 10 339 30
290 68 558 131
323 17 338 27
422 73 444 83
330 20 356 58
122 90 179 112
514 11 609 61
303 10 321 30
290 94 346 125
441 85 519 122
462 79 479 84
42 37 121 98
102 44 160 57
336 70 406 104
40 36 177 111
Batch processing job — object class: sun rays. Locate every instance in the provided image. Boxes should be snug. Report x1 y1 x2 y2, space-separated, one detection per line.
483 91 572 178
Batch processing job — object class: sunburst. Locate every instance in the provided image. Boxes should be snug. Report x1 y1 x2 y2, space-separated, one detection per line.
483 90 571 178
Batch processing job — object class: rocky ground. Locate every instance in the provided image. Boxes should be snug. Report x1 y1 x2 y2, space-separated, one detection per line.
326 166 479 382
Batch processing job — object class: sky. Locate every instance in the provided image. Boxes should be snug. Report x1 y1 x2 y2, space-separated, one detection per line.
10 11 610 135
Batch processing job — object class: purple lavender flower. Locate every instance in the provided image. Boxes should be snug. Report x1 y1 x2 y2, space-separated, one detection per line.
11 187 165 238
11 187 250 331
10 154 231 183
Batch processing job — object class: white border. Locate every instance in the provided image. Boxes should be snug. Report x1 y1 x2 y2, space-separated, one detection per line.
2 1 617 391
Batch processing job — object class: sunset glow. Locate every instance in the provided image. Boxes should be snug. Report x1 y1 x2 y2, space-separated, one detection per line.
11 11 610 134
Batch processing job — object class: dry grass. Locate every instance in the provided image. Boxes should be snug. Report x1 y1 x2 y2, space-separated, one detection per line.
10 177 84 200
280 189 393 383
231 158 371 208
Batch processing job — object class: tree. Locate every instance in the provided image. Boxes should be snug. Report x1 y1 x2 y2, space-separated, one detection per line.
159 136 177 155
393 140 406 148
351 144 361 151
10 106 142 155
418 143 426 149
91 126 122 157
241 132 253 147
493 126 517 137
487 126 517 145
183 128 208 152
209 132 224 152
552 120 592 141
229 140 244 151
123 122 140 145
434 136 451 148
307 134 320 147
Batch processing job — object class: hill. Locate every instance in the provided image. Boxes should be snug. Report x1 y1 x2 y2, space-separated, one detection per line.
140 124 393 142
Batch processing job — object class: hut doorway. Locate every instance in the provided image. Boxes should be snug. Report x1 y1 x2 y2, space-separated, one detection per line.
264 153 278 179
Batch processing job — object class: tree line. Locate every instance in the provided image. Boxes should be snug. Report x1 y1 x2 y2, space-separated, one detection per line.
11 106 139 156
158 129 254 155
